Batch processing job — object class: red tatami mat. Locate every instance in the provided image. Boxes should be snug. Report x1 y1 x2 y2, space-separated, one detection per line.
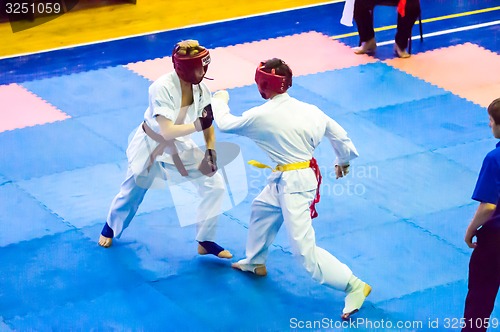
0 84 70 133
223 31 378 76
124 51 256 91
125 58 173 83
125 32 377 91
385 43 500 107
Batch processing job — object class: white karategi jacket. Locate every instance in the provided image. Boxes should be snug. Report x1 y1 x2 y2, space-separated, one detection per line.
126 71 211 188
213 93 358 176
212 92 359 291
106 72 224 239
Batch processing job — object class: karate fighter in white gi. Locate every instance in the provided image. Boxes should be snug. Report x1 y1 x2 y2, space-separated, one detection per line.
211 58 371 319
98 40 232 259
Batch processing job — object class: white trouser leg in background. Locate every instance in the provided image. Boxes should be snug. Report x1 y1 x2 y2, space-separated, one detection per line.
238 183 284 266
106 167 148 238
280 189 352 291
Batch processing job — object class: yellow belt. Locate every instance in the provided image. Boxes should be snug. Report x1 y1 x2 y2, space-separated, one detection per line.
248 160 311 172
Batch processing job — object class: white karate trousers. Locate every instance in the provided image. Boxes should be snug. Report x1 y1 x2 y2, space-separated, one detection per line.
106 163 225 242
238 178 353 291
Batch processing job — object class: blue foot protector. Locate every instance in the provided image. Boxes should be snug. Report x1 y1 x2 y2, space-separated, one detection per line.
101 222 114 238
198 241 224 256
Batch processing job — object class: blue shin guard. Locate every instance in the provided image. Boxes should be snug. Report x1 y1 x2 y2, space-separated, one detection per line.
198 241 224 256
101 222 114 238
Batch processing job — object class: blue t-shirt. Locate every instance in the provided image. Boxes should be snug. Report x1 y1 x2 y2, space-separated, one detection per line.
472 141 500 204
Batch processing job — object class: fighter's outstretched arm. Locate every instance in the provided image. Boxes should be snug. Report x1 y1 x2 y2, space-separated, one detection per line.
211 90 253 134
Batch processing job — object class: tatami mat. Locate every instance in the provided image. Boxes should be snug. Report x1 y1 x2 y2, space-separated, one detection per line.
126 32 378 91
0 120 124 181
1 0 500 329
385 43 500 107
0 83 69 132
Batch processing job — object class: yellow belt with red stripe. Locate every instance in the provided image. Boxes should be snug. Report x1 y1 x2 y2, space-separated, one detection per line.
248 158 322 219
247 160 311 172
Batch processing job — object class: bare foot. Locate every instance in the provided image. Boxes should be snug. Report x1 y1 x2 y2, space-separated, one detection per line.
98 235 113 248
197 244 233 259
231 262 267 276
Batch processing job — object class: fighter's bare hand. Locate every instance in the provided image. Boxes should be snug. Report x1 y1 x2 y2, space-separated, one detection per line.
335 164 350 179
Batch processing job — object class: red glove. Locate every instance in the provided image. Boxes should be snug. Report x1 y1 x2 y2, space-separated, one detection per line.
194 104 214 131
199 149 218 176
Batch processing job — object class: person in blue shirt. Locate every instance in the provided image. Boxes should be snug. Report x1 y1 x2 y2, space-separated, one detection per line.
462 97 500 332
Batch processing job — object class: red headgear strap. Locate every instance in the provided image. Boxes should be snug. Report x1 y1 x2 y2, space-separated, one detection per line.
254 61 292 99
172 44 211 84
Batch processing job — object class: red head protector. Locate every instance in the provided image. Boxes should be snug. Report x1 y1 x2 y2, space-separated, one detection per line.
172 40 211 84
254 58 293 99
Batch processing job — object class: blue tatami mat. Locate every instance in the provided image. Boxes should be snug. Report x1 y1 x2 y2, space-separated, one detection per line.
0 320 12 332
226 85 428 167
2 1 499 329
76 108 146 152
0 119 124 181
315 112 427 164
16 161 177 229
229 75 352 118
0 230 143 320
378 280 500 332
435 137 499 173
377 280 469 332
80 210 247 282
21 66 151 118
304 185 400 237
321 220 470 303
293 62 449 114
358 93 491 150
9 283 205 332
408 203 479 253
358 151 478 219
17 161 131 229
0 182 71 247
148 244 383 331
